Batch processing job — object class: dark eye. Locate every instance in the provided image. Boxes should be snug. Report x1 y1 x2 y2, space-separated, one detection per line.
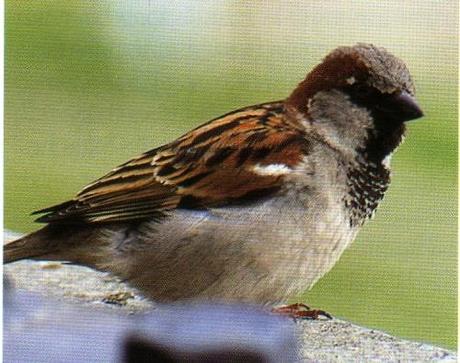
354 84 373 97
350 83 378 102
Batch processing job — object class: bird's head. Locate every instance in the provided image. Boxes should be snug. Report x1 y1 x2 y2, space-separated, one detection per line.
287 43 423 162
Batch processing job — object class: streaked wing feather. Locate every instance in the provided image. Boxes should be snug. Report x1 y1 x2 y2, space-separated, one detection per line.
34 101 309 224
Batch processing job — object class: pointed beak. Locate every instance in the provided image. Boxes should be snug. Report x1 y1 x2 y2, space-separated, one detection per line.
375 91 423 122
381 91 424 122
393 91 424 121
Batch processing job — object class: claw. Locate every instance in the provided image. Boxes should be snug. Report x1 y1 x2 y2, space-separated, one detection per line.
272 303 332 320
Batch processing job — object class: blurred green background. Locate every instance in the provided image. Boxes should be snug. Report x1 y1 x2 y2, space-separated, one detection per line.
5 1 457 349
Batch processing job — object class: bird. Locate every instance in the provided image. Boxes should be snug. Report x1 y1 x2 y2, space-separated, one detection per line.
4 43 423 315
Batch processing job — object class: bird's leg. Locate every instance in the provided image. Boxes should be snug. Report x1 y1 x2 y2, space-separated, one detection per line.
272 303 332 320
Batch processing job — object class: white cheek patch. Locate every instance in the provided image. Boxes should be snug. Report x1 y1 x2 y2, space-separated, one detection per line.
252 163 292 176
382 154 392 168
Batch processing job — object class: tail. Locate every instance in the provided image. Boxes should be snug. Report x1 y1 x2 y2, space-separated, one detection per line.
4 224 95 264
4 226 59 263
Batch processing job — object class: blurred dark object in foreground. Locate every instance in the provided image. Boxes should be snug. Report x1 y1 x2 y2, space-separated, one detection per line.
4 285 298 362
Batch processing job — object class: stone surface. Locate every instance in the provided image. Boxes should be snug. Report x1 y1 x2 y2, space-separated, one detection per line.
5 289 297 363
4 231 457 362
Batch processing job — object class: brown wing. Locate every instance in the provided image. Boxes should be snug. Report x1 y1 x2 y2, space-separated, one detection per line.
33 102 309 224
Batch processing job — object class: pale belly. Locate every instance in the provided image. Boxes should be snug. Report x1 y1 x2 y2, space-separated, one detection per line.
103 194 357 305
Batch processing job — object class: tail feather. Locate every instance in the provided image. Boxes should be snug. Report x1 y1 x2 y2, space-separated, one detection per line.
4 223 99 264
4 226 59 263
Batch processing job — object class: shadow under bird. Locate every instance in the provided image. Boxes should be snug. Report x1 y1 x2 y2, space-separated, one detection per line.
4 43 423 316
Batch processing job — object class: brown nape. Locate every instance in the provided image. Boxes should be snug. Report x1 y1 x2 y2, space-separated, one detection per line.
286 50 368 115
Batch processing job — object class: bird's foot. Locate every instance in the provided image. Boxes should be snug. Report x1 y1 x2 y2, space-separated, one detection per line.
272 303 332 320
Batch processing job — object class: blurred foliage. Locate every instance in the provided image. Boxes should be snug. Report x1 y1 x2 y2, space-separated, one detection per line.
5 1 457 349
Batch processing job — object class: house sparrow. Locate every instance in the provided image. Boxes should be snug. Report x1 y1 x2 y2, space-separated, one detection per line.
4 44 423 312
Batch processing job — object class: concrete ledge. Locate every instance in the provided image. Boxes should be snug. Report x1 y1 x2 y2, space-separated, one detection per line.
4 232 457 362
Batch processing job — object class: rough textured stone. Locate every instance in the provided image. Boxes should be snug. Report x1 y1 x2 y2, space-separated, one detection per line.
4 231 457 362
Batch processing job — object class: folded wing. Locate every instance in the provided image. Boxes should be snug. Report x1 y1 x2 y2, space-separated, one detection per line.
34 102 309 224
